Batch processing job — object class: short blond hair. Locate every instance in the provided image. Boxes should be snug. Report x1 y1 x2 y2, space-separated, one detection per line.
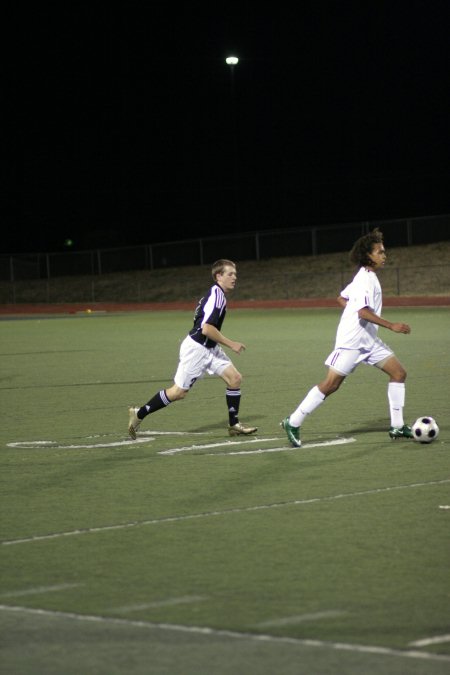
211 259 236 281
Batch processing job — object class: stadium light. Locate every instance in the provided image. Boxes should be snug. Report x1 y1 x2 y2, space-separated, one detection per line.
225 56 240 225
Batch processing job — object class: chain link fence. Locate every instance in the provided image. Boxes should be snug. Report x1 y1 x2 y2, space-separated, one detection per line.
1 215 449 303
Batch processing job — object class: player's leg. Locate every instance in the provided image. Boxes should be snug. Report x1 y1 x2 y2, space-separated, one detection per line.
128 337 204 439
218 362 257 436
128 384 189 439
282 370 346 446
377 354 413 439
281 349 356 447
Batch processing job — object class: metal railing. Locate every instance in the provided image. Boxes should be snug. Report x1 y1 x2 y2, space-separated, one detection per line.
1 263 449 305
1 214 449 284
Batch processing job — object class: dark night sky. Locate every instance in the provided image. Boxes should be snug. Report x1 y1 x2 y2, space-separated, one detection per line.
7 3 450 254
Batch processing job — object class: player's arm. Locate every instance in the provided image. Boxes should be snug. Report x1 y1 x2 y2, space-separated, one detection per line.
358 307 411 334
201 323 246 354
337 282 351 309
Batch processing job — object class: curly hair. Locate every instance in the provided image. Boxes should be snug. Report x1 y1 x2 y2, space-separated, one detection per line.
349 228 384 267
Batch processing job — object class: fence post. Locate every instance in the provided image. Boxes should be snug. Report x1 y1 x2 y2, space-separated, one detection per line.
149 244 154 270
311 228 317 255
406 219 412 245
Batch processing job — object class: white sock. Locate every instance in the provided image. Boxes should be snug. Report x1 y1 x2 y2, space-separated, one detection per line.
289 385 325 427
388 382 405 427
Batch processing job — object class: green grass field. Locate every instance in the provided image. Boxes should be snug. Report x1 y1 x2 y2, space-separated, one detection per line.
1 307 449 675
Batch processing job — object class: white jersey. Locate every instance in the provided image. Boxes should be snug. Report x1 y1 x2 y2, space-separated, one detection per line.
335 267 382 350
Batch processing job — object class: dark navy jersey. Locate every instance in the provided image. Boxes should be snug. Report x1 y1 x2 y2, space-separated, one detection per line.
188 283 227 348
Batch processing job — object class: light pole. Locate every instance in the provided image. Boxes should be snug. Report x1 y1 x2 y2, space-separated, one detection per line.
225 56 240 226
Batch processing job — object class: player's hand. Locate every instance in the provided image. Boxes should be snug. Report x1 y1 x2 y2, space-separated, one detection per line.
231 341 246 354
391 322 411 334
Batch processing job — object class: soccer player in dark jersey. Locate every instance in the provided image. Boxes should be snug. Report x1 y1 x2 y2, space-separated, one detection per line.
128 259 257 439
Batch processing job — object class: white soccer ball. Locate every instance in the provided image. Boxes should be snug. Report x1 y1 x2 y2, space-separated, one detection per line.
412 416 440 444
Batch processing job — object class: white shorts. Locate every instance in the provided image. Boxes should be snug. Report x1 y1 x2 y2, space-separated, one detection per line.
325 338 394 376
174 336 232 390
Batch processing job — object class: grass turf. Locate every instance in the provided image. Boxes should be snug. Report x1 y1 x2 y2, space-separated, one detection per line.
0 308 449 674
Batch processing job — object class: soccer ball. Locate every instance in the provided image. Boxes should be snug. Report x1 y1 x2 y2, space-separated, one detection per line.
411 416 440 444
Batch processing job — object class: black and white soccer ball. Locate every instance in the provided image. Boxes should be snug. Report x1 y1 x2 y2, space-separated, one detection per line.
412 416 440 444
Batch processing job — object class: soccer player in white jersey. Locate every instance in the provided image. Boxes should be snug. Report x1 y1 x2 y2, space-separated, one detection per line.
281 228 413 447
128 259 257 439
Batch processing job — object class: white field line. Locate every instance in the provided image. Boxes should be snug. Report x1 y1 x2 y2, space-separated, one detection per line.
7 439 154 449
6 437 249 451
212 437 356 456
254 610 347 627
6 433 353 453
159 436 279 455
410 634 450 647
6 431 205 450
2 479 449 547
111 595 207 613
159 436 356 455
0 605 449 664
0 583 82 598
